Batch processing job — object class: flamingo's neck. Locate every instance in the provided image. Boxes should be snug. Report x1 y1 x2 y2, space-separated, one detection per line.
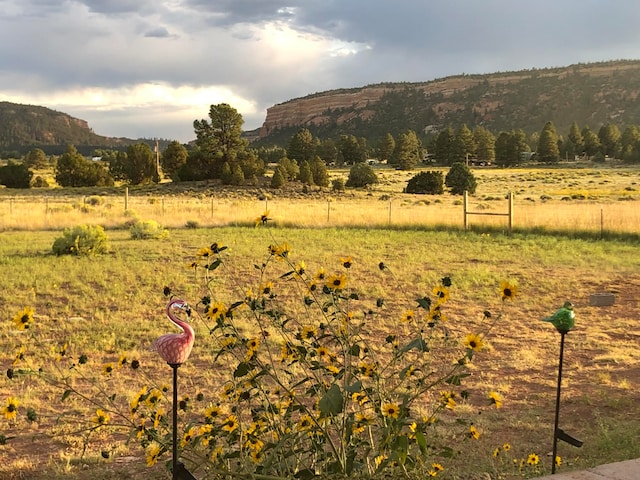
166 300 195 339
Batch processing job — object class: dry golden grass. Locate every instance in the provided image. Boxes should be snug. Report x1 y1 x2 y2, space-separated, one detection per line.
0 164 639 234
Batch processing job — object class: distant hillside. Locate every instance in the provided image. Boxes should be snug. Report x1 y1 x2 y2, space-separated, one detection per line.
255 60 640 146
0 101 137 155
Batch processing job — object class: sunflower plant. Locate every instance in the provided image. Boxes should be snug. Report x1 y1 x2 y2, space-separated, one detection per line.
142 218 518 479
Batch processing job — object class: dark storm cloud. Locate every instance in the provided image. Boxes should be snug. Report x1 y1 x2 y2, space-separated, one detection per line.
144 27 173 38
1 0 640 140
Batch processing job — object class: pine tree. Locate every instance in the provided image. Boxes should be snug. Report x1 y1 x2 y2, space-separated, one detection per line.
536 122 560 163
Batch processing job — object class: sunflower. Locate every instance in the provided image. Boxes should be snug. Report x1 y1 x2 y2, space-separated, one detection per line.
432 285 450 303
300 325 318 341
92 408 110 427
146 442 163 466
222 414 239 433
401 309 415 323
181 426 198 447
340 256 353 268
464 333 484 352
381 402 400 419
294 261 306 276
297 414 313 431
488 390 503 408
469 425 481 440
555 455 562 466
314 268 327 282
2 397 19 420
527 453 539 466
197 246 213 257
255 210 270 226
440 391 456 409
13 346 25 365
500 280 519 301
102 363 114 376
205 405 222 422
206 301 228 320
12 306 34 330
325 273 347 290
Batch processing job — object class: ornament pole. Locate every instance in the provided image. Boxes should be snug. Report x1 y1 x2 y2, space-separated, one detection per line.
551 331 582 474
170 363 180 480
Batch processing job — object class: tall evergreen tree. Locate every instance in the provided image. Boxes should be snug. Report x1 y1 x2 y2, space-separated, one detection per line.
581 126 600 157
338 135 366 164
161 141 188 179
193 103 247 178
567 122 584 157
453 124 476 162
316 139 338 165
287 128 317 163
598 123 621 158
378 133 396 162
536 121 560 163
124 143 156 185
473 126 495 164
434 127 455 165
393 130 421 170
309 156 330 187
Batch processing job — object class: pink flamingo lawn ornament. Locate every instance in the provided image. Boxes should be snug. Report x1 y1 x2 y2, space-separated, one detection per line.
152 299 198 479
152 298 194 365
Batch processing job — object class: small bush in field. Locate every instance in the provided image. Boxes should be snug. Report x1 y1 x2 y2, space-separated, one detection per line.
332 177 346 191
185 220 200 229
51 224 109 255
346 163 378 188
130 220 169 240
86 196 103 206
405 171 444 194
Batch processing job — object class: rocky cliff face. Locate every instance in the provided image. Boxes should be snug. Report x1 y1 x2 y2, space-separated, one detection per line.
256 60 640 141
259 86 391 137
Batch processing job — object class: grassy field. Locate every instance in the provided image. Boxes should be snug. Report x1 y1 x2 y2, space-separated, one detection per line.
1 165 639 479
0 164 638 234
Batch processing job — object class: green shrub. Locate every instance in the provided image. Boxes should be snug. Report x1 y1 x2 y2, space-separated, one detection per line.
405 171 444 194
51 225 109 256
331 177 346 191
130 220 169 240
346 163 378 188
31 175 50 188
85 196 103 206
445 162 477 195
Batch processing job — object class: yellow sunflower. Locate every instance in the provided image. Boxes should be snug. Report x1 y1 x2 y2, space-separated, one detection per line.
464 333 484 352
500 280 519 301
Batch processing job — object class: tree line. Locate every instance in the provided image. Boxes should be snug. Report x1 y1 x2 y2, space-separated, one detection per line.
2 103 640 189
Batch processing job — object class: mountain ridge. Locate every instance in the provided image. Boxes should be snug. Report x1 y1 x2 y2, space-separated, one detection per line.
254 59 640 145
3 59 640 152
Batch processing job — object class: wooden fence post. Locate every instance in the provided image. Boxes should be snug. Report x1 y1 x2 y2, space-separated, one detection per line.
508 192 513 232
463 191 469 230
124 187 129 211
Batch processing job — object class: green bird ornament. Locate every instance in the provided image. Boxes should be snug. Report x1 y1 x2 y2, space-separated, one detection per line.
542 301 575 333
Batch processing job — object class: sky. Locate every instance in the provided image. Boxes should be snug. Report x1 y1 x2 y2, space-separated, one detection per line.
1 1 640 143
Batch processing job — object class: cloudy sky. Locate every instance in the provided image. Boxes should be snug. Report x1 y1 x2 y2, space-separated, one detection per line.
1 1 639 142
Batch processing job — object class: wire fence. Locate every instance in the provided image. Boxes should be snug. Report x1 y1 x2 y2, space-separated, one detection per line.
0 191 639 235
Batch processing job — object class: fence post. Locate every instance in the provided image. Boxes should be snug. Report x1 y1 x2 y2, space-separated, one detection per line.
124 187 129 211
463 191 468 230
508 192 514 232
327 199 331 223
388 199 392 225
